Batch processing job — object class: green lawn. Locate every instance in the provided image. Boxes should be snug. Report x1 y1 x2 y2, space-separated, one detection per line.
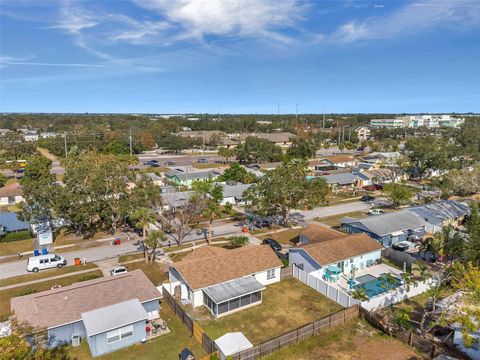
257 227 304 245
0 238 35 256
262 319 425 360
68 305 207 360
0 270 103 321
199 278 342 345
122 262 168 286
0 263 98 287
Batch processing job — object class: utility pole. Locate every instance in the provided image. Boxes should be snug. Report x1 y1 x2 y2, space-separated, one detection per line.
323 107 326 128
64 132 68 157
295 103 299 122
277 103 280 116
129 127 133 156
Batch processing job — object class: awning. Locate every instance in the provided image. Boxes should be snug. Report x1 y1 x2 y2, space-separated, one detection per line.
81 299 148 337
203 277 265 304
326 265 342 273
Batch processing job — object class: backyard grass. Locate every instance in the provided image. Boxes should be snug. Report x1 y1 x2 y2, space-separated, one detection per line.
122 262 168 286
0 263 98 287
0 270 103 321
263 319 426 360
68 305 207 360
257 227 304 245
199 278 342 345
118 252 145 262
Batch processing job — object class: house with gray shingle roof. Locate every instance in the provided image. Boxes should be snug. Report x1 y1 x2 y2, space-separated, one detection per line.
11 270 160 358
340 211 427 247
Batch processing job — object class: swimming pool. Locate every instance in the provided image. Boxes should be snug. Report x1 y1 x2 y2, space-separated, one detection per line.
354 273 402 298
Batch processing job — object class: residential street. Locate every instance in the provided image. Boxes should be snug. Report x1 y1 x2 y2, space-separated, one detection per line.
0 201 369 279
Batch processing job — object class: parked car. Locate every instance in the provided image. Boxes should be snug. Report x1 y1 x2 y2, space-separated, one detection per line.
144 160 159 167
197 158 208 163
110 266 128 276
368 209 384 216
164 161 175 166
253 218 271 228
361 195 376 202
262 238 282 252
27 254 67 272
392 242 410 252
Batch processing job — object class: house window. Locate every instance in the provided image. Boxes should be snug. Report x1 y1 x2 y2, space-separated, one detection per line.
267 269 275 280
107 324 134 344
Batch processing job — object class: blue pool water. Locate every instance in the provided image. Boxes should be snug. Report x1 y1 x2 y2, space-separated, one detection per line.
354 273 401 298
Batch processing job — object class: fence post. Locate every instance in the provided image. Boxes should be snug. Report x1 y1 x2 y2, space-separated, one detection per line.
430 344 437 358
408 332 413 346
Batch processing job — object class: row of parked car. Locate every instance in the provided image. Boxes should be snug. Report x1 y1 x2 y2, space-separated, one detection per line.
143 158 210 167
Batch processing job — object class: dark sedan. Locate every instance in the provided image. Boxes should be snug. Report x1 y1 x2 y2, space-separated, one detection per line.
262 238 282 252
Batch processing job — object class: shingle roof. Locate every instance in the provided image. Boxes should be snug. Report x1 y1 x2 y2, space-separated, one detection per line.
300 224 346 244
165 170 221 181
341 211 427 236
300 233 384 266
181 246 228 262
0 212 29 232
171 245 283 290
321 172 357 185
11 270 160 330
81 299 148 337
219 183 251 199
0 183 23 198
324 155 355 164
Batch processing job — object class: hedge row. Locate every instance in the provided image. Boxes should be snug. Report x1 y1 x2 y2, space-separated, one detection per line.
0 230 33 242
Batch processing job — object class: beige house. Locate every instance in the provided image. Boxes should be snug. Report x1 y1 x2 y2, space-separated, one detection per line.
0 183 24 206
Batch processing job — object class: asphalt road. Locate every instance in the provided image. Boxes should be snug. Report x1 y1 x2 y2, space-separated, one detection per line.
0 201 369 279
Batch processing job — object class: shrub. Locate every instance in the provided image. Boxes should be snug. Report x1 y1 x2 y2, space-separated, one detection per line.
1 230 32 243
229 235 249 248
17 288 37 296
79 274 101 282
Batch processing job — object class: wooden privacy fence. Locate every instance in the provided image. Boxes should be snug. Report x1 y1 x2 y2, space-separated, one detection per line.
162 287 219 356
360 307 470 360
280 266 292 279
231 305 360 360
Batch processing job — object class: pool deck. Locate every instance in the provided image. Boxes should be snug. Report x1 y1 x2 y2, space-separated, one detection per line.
328 263 403 294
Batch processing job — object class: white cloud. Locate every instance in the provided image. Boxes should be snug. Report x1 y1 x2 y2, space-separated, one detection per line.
330 0 480 43
133 0 305 42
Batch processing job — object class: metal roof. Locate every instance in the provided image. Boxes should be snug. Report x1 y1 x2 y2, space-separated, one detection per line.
81 299 148 337
203 276 265 304
408 201 470 224
0 212 29 232
341 211 427 236
165 170 220 181
215 332 253 356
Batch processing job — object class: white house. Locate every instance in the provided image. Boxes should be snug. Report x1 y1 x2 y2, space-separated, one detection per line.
217 183 251 206
355 127 370 141
289 232 384 279
0 183 24 206
167 245 282 318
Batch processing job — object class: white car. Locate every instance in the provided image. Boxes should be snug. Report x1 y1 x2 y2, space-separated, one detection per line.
110 266 128 276
368 209 384 216
27 254 67 273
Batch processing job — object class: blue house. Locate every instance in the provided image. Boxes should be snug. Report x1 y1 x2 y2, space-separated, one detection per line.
0 211 29 235
340 211 427 247
407 200 470 233
11 270 161 357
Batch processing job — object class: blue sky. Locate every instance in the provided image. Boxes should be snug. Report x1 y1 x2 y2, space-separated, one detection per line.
1 0 479 114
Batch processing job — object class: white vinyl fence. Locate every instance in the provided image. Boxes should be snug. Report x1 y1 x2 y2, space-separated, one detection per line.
293 265 435 312
293 265 360 308
360 278 435 311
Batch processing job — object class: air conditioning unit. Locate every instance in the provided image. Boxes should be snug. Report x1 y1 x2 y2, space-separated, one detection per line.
72 335 80 347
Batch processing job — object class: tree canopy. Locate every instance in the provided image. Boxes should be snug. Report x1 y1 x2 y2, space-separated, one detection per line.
235 136 283 164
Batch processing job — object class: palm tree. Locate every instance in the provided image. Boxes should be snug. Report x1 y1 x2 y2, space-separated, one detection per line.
145 230 166 263
379 273 397 293
351 288 369 301
131 207 157 262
